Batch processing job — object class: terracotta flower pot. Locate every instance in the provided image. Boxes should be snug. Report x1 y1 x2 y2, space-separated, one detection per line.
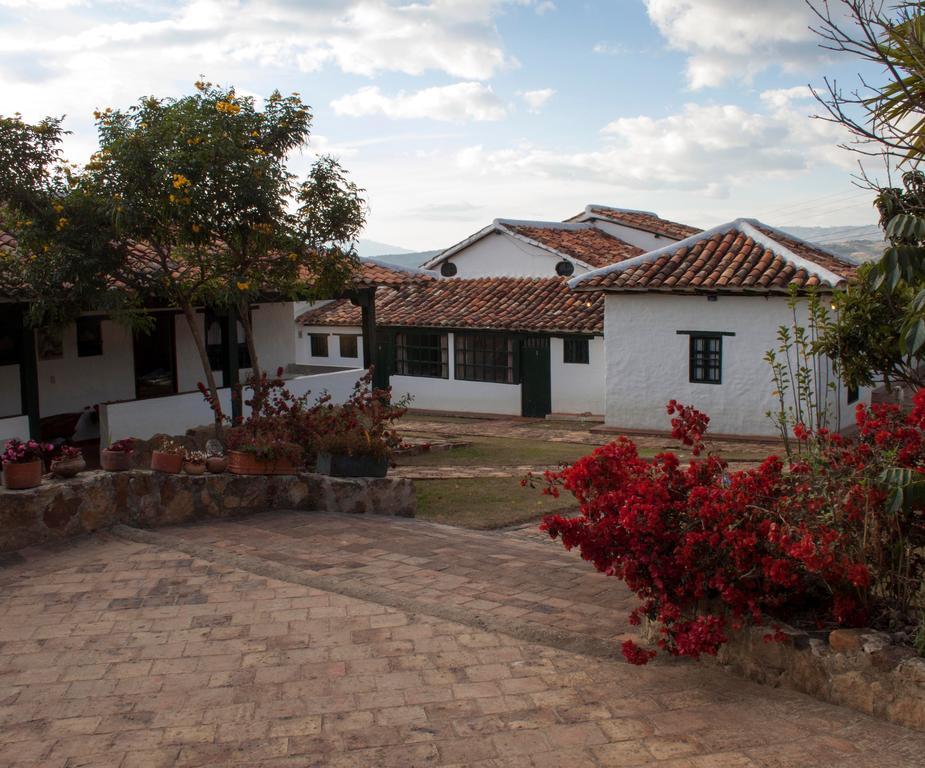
206 456 228 474
51 456 86 479
101 449 132 472
151 450 183 474
184 461 206 476
2 460 43 490
228 450 298 476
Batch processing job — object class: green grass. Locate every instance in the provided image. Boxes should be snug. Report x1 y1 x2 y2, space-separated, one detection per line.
415 476 576 530
396 435 598 468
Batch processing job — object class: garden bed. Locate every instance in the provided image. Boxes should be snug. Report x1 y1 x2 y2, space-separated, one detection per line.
642 614 925 730
0 469 415 553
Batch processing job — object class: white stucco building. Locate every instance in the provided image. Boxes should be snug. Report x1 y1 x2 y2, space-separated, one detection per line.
570 219 868 438
297 207 702 418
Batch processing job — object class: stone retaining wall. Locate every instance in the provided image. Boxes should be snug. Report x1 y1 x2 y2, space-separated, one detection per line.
0 470 415 553
645 617 925 731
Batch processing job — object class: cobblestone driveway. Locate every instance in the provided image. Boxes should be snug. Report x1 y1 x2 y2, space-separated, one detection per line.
1 514 923 767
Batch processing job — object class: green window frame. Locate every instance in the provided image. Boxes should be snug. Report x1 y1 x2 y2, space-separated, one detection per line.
310 333 329 358
454 333 515 384
338 335 359 359
395 331 448 378
689 334 722 384
563 337 590 365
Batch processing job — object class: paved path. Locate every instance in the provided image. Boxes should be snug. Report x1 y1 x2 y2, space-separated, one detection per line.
1 515 923 767
401 417 776 462
391 465 558 480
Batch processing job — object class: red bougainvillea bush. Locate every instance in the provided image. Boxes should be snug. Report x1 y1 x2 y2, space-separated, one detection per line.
536 399 925 664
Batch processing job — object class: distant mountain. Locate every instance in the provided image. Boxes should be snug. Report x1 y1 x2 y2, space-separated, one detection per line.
780 224 885 263
355 239 413 259
370 250 442 269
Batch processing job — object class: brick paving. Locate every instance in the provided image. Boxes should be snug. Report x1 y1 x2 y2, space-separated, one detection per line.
1 527 923 767
134 511 639 653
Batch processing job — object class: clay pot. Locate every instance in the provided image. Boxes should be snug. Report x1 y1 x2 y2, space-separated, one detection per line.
151 450 183 474
206 456 228 474
2 460 43 490
101 449 133 472
184 461 206 476
51 455 86 479
228 450 298 476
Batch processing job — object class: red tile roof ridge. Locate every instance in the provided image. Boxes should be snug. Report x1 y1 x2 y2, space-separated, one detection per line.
421 218 638 270
569 218 857 293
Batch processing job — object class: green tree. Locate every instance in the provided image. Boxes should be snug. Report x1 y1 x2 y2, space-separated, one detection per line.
0 114 132 327
84 81 366 425
808 2 925 385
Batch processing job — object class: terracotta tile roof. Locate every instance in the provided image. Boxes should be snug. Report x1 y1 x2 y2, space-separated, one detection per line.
578 206 702 240
350 259 438 289
570 219 857 294
298 277 603 334
500 222 643 268
422 219 643 272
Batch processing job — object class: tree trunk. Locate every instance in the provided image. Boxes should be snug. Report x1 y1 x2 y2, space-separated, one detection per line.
180 300 224 438
237 298 263 411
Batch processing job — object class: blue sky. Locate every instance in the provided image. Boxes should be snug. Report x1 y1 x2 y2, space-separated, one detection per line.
0 0 884 249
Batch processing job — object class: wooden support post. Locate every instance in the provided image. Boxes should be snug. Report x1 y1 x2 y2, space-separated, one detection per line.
222 307 242 423
18 308 40 439
360 287 379 381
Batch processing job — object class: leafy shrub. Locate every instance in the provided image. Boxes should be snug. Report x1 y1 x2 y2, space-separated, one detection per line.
535 399 925 664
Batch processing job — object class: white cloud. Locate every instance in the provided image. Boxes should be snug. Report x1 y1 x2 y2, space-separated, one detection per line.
331 82 506 122
519 88 554 113
643 0 832 88
454 90 853 194
592 42 628 56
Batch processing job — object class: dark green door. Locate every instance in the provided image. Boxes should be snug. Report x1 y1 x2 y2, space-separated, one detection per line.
520 337 551 417
373 335 392 390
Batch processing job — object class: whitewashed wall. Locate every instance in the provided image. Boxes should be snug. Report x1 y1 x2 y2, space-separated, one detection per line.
0 415 29 444
0 319 137 419
586 219 677 251
101 368 365 444
603 293 868 437
175 302 298 392
297 324 365 368
550 336 605 415
0 366 19 418
441 233 593 278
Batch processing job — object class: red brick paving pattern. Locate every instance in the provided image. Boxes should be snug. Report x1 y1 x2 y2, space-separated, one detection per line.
1 526 923 766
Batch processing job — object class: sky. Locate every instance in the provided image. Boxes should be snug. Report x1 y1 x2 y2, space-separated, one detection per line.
0 0 888 250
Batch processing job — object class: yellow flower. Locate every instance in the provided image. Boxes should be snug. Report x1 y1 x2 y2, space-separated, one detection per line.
56 217 68 231
250 130 259 137
236 281 250 291
172 173 190 189
169 193 176 203
52 203 64 213
215 100 241 115
287 252 297 261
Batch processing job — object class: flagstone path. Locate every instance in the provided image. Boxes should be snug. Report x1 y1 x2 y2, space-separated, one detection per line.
1 513 923 767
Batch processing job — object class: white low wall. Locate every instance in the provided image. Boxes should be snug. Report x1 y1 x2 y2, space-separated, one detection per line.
100 368 366 445
0 415 30 444
101 389 234 445
390 375 522 415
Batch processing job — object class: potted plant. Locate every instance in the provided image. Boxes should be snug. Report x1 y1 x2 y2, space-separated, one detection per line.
101 438 135 472
183 450 207 475
50 445 86 479
2 438 50 490
313 374 408 478
150 438 185 474
227 429 302 475
205 440 228 474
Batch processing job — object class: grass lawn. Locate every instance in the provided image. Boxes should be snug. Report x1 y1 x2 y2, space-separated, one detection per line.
395 435 600 468
414 476 576 530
